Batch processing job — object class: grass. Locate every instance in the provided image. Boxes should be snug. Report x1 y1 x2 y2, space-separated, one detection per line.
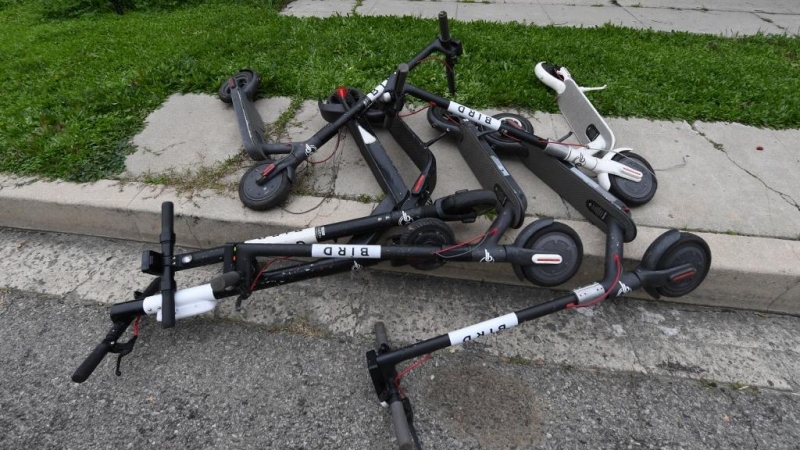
138 151 246 194
0 2 799 183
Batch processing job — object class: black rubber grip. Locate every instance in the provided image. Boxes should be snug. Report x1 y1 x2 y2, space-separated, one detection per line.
72 342 112 383
438 11 451 42
375 322 388 348
393 64 409 99
441 190 498 215
72 319 132 383
160 202 176 328
390 399 414 450
418 203 438 218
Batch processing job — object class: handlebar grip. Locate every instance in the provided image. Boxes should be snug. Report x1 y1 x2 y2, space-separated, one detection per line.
72 318 132 383
160 202 176 328
72 341 113 383
375 321 389 349
438 11 451 42
390 399 414 450
393 64 409 99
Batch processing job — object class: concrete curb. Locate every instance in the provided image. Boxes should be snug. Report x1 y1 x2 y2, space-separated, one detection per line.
2 175 798 314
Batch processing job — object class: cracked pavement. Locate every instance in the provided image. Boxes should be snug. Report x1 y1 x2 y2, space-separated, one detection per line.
2 267 800 449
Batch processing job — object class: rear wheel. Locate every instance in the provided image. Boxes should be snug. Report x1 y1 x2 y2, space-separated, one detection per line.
318 87 386 125
219 69 260 104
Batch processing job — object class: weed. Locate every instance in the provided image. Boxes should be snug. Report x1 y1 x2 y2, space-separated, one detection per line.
356 193 374 203
699 378 718 388
265 96 304 141
728 381 758 392
500 355 532 365
269 316 328 337
139 151 247 194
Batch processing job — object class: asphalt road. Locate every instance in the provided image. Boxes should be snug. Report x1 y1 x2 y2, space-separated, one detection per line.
2 287 799 449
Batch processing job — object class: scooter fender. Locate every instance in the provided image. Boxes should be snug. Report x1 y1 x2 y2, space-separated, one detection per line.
637 229 682 299
511 217 555 282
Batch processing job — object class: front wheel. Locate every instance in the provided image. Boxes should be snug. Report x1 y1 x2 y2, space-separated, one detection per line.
517 222 583 287
608 151 657 206
655 233 711 298
238 161 292 211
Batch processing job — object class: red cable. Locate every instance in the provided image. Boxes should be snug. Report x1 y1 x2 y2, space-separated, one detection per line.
250 256 292 291
434 228 498 256
133 316 141 336
417 56 452 70
309 128 346 165
398 104 431 118
394 353 432 398
567 254 622 309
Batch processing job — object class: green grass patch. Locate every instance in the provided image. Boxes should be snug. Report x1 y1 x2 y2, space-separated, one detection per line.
0 3 798 182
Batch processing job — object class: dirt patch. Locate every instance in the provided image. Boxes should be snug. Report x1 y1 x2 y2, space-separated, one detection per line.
419 361 544 449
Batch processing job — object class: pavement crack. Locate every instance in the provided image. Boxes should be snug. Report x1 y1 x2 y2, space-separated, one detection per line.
559 197 573 220
720 385 760 450
755 13 786 32
767 279 800 311
691 123 800 215
64 274 95 301
184 215 203 248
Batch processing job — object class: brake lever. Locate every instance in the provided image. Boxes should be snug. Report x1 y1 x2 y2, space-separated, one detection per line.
113 334 138 376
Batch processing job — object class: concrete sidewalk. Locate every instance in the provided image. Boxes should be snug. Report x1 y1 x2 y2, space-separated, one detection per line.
283 0 800 36
2 91 799 314
0 1 798 316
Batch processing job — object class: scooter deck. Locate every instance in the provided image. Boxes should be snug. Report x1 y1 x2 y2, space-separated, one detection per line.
346 116 438 210
230 84 270 160
517 142 637 242
457 121 527 229
557 78 616 152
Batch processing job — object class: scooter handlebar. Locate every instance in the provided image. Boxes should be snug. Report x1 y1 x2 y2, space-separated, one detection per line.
159 202 177 328
390 398 414 450
438 11 451 42
71 318 133 383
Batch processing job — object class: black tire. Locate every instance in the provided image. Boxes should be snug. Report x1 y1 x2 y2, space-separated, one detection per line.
399 218 455 271
426 105 462 137
219 69 260 104
318 87 386 125
483 113 533 152
608 151 657 207
238 161 292 211
655 233 711 298
518 222 583 287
